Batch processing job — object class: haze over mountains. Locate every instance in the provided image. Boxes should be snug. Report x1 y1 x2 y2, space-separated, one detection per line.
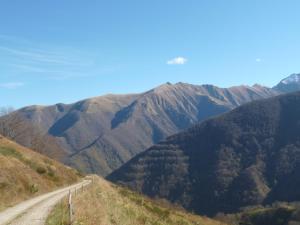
1 73 299 176
108 91 300 216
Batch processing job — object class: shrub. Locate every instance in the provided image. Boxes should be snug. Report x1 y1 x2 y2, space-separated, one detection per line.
36 166 47 174
29 184 39 193
0 181 8 189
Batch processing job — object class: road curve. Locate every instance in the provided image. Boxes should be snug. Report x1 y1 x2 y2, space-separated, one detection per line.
0 180 91 225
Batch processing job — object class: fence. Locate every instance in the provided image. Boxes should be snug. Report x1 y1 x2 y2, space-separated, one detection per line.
68 178 94 225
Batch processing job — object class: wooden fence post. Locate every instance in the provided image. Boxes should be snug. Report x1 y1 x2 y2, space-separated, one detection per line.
68 190 73 225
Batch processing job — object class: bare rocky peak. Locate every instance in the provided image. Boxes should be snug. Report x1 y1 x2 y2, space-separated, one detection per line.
280 73 300 84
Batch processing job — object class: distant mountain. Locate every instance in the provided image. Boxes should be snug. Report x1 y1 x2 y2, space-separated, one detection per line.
108 91 300 216
0 83 279 175
273 73 300 93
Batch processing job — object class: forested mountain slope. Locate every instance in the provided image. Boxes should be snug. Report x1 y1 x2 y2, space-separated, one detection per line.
108 91 300 215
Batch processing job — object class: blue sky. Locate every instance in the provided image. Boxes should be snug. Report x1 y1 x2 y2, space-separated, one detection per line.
1 0 300 108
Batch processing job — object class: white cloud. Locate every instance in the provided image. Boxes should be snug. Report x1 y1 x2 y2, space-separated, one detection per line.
167 57 188 65
0 82 24 89
255 58 262 62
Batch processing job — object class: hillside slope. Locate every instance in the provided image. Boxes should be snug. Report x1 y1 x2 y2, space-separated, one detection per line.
108 91 300 216
46 176 226 225
0 135 80 211
0 83 278 175
219 203 300 225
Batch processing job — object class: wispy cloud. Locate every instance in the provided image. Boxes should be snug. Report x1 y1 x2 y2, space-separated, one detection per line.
0 82 24 89
167 57 188 65
0 34 100 80
255 58 262 63
0 46 93 66
8 63 49 73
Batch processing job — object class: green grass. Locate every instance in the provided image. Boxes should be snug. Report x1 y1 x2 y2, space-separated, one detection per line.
46 199 70 225
0 146 24 160
118 187 171 219
241 206 295 225
115 184 215 225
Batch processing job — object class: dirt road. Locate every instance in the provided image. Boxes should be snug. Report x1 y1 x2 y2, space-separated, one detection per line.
0 180 91 225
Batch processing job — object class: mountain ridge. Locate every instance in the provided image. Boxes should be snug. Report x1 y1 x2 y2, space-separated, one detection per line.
1 75 298 175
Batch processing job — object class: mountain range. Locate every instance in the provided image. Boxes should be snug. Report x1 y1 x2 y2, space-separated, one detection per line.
108 91 300 216
1 73 299 175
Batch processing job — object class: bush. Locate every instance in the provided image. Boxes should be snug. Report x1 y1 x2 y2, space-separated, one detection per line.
36 166 47 174
0 181 8 189
29 184 39 193
47 169 55 177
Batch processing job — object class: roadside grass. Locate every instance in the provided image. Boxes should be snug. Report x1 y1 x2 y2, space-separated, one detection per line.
46 199 70 225
46 176 226 225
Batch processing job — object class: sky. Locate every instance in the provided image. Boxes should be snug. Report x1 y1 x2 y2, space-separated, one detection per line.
1 0 300 108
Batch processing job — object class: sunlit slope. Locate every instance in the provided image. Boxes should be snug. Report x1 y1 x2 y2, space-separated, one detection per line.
47 176 226 225
0 135 80 211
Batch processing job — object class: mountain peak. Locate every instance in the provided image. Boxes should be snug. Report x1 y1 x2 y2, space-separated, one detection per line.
161 82 173 87
280 73 300 84
273 73 300 93
252 83 263 88
151 82 174 93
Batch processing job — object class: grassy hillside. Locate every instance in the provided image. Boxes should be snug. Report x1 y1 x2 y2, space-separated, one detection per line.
217 203 300 225
46 176 226 225
0 135 80 211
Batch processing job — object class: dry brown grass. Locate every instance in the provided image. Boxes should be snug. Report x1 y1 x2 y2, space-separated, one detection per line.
50 176 227 225
0 135 80 211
